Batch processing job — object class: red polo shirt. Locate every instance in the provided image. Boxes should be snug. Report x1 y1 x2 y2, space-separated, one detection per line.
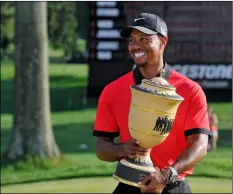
93 63 210 179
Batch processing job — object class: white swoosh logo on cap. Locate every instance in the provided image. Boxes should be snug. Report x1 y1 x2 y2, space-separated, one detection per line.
134 18 145 22
160 27 167 35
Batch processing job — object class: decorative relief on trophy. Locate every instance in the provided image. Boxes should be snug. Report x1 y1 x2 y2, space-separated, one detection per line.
139 174 147 181
113 69 184 188
153 116 174 135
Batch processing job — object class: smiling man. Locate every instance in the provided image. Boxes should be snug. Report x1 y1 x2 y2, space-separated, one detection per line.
93 13 211 194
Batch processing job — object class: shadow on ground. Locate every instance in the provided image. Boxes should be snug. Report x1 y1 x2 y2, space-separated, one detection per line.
218 129 232 147
53 122 96 153
1 121 96 169
1 122 96 155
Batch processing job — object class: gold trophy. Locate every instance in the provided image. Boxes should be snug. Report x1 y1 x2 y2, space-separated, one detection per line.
113 69 184 187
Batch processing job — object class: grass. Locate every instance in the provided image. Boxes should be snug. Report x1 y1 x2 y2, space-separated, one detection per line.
1 61 91 114
1 60 232 187
1 176 232 193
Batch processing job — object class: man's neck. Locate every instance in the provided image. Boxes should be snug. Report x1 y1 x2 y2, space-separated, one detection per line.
139 60 164 80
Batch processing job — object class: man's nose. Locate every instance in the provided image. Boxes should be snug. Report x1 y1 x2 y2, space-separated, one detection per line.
130 42 142 50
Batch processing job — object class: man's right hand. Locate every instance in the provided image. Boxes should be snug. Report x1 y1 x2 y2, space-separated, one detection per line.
120 138 150 158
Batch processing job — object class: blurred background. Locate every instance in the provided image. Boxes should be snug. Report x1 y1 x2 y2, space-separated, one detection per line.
1 1 232 193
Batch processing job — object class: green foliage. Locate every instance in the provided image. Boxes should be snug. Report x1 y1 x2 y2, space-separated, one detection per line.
0 2 88 60
0 2 14 59
48 2 80 58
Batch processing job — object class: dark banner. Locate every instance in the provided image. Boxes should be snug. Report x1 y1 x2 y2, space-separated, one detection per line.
88 1 127 61
87 2 232 102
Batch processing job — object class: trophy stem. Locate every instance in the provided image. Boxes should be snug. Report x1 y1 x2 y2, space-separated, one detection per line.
125 149 153 167
113 149 156 187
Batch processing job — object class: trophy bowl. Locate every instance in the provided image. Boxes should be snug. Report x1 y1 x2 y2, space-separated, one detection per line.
113 71 184 187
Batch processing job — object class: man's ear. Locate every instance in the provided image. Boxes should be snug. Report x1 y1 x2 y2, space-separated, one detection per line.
160 36 168 50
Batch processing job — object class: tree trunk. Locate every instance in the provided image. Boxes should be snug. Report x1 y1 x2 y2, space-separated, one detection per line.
6 2 60 160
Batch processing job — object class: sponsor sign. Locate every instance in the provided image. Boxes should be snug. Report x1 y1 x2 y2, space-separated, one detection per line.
171 64 232 89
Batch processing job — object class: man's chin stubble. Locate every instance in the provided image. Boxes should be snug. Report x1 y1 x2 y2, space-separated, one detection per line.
135 62 147 67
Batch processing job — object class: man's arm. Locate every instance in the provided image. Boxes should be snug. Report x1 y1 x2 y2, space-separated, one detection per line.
93 86 122 162
170 84 210 175
172 85 210 174
140 133 209 193
95 137 150 162
95 137 123 162
171 133 208 175
94 84 150 162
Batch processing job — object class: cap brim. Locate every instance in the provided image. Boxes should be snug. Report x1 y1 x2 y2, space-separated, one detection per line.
120 26 158 38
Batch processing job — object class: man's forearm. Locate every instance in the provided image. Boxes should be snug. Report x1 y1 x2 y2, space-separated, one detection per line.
96 137 124 162
172 135 208 175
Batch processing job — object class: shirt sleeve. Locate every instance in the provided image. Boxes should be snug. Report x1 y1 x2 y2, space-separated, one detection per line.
93 86 119 138
184 85 211 138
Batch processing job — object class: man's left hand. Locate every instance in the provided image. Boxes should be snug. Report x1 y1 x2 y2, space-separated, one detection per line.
138 170 167 193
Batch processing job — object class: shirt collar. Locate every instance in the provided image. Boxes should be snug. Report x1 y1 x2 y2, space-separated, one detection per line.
133 61 171 85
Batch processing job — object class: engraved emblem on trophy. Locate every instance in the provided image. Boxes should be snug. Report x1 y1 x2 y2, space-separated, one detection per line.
113 69 184 187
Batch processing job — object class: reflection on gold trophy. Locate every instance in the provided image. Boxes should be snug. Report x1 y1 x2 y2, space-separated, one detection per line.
113 69 184 187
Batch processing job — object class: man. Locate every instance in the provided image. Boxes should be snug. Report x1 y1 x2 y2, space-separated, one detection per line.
93 13 210 194
207 106 219 151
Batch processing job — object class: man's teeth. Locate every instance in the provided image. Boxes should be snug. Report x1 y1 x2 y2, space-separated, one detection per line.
134 52 145 58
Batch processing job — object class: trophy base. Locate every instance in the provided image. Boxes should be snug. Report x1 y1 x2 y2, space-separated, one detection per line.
113 157 157 188
113 174 144 188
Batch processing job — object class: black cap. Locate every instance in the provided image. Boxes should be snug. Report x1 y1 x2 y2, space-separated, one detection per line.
120 13 168 38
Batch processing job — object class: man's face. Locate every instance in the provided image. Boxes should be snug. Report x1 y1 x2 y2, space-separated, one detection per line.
128 29 166 67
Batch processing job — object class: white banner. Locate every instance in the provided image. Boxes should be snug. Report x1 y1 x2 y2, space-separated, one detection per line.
171 64 232 89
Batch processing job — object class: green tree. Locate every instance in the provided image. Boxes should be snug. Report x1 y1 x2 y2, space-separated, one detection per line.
0 2 14 59
0 2 89 61
48 2 78 59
